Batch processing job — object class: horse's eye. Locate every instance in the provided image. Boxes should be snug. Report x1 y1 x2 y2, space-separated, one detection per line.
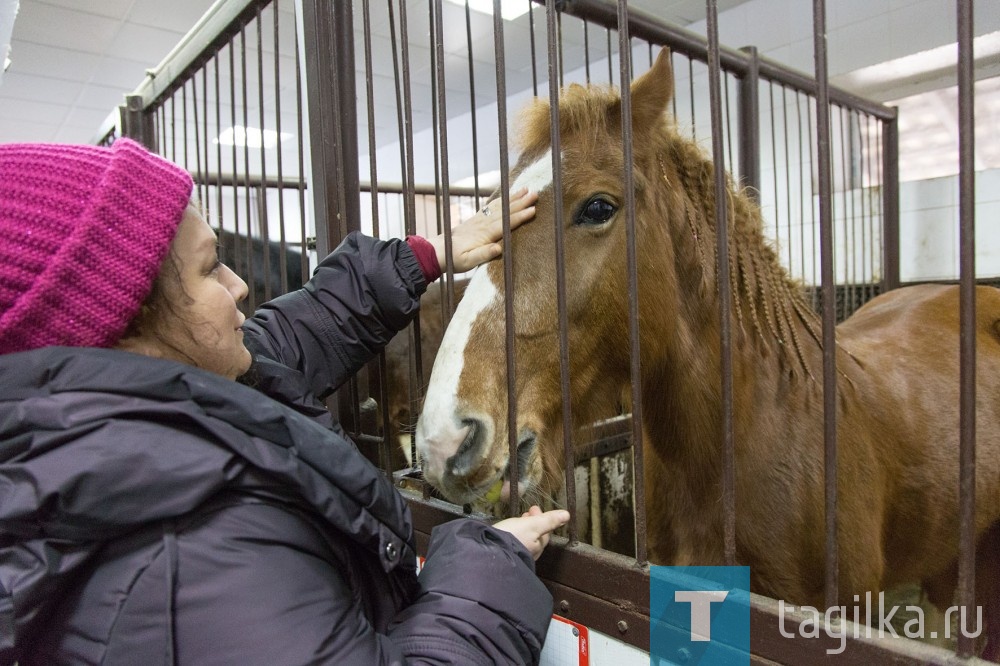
575 196 617 226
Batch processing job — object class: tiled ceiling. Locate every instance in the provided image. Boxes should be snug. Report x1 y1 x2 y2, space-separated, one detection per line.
0 0 997 151
0 0 750 144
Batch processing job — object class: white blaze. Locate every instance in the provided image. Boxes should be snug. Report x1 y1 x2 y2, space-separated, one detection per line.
416 268 500 478
512 148 554 194
415 151 555 479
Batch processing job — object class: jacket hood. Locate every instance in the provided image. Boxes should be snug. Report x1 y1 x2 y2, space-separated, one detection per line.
0 346 415 658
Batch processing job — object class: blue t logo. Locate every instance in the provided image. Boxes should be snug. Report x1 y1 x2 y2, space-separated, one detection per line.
650 566 750 665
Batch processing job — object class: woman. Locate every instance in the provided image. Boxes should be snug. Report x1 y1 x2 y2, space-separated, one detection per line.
0 139 568 665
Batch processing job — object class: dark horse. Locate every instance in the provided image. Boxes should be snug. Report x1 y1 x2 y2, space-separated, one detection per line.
415 50 1000 657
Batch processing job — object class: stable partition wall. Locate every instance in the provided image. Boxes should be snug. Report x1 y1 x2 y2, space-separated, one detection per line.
102 1 988 663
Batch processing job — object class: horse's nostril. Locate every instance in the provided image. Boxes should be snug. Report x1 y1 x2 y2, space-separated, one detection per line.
446 418 483 478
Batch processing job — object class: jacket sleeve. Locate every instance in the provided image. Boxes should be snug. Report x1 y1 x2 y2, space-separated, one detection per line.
388 520 554 665
240 232 427 399
166 504 552 666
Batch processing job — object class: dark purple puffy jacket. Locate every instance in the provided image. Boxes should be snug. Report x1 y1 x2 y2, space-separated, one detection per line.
0 233 553 665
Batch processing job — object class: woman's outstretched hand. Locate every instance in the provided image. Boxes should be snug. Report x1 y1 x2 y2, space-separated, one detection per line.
429 187 538 273
492 505 570 561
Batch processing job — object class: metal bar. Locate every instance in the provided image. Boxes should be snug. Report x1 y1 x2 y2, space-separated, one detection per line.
240 25 254 309
273 2 289 293
191 78 203 207
782 85 792 273
769 82 780 246
361 0 380 236
300 0 358 255
881 112 900 292
546 0 575 531
812 0 839 611
707 0 736 567
201 67 210 216
229 40 242 278
956 0 977 657
293 9 309 285
797 91 806 283
182 82 190 173
464 0 482 208
121 94 147 146
618 0 644 564
256 6 273 303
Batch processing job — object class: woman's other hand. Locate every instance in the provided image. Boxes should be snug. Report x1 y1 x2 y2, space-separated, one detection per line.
429 188 538 273
492 505 570 561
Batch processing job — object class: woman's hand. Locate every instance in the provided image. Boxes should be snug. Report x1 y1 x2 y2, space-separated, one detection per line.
492 505 570 561
428 187 538 273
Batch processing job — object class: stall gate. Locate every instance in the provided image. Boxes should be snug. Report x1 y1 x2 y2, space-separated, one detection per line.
100 0 990 663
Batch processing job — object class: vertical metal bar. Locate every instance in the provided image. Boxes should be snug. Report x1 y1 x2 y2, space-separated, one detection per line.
864 113 875 293
606 28 613 84
215 52 224 242
464 0 482 208
122 94 147 146
257 7 272 303
782 85 792 273
737 47 760 199
544 0 576 534
688 57 696 139
299 0 359 256
881 113 900 292
182 83 189 172
293 9 308 284
797 92 807 284
807 95 818 310
529 1 538 96
274 2 288 293
202 66 210 219
241 26 255 310
496 0 523 518
707 0 735 567
724 72 734 179
618 0 645 564
170 94 177 162
769 82 780 247
956 0 977 656
191 77 203 208
230 40 243 280
813 0 839 611
583 21 591 84
839 106 850 318
362 0 379 236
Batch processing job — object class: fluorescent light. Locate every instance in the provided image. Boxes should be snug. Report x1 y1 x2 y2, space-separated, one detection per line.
442 0 531 21
2 56 9 72
214 126 290 149
837 31 1000 92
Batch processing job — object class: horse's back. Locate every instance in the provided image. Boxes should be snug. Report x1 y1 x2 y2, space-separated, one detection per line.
838 283 1000 553
840 283 1000 352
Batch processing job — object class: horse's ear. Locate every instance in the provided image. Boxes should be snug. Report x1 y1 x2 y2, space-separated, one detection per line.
630 48 673 127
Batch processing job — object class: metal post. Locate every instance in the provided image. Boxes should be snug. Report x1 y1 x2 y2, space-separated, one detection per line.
737 46 760 200
298 0 360 256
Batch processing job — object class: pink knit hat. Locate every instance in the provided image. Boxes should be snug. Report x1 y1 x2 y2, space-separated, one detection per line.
0 138 194 354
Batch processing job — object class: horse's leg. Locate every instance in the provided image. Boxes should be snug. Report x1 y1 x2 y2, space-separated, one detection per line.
976 521 1000 662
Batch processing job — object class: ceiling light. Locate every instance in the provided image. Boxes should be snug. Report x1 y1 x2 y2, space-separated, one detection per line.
214 126 290 149
442 0 531 22
836 31 1000 95
3 56 9 72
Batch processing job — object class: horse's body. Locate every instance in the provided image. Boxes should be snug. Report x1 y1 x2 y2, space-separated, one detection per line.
414 49 1000 655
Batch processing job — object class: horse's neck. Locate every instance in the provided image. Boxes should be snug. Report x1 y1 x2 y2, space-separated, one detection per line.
646 167 825 465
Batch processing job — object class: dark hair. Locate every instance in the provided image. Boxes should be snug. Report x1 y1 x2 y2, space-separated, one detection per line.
119 247 200 364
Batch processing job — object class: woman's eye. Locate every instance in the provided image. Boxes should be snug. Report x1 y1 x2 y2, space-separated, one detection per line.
575 197 617 225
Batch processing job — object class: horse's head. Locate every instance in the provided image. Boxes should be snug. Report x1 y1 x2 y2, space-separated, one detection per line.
415 49 688 506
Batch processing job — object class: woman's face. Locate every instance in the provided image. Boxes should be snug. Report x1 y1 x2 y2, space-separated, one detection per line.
120 204 251 380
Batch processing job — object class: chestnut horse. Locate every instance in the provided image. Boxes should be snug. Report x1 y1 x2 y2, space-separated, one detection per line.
414 50 1000 654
